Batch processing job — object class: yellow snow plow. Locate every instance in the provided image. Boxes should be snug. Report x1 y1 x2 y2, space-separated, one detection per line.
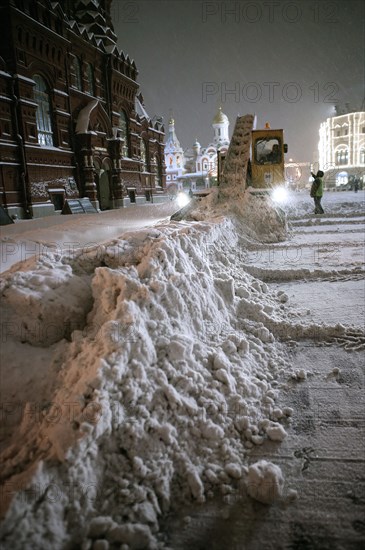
249 126 288 193
218 117 288 196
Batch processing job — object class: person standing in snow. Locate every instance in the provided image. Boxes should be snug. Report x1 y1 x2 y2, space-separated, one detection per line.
310 170 324 214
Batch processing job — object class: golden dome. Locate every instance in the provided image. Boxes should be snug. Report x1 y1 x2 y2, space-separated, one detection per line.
213 106 229 124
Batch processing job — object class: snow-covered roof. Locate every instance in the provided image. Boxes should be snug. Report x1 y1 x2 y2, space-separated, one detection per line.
135 96 150 121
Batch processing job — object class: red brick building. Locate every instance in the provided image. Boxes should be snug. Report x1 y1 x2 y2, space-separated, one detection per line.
0 0 166 219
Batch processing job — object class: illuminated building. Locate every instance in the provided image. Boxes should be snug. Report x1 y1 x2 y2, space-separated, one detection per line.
0 0 166 218
164 117 185 187
318 106 365 187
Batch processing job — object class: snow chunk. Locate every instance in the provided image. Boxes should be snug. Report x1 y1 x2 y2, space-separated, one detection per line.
200 419 224 440
214 276 235 303
225 463 242 479
107 523 156 549
246 460 284 504
212 351 231 370
88 516 115 539
236 286 250 299
186 467 205 502
266 423 287 442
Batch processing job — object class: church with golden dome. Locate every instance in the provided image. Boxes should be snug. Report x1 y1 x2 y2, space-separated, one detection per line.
164 107 230 191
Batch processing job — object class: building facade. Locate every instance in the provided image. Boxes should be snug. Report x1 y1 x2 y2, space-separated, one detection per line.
318 107 365 187
164 117 185 187
164 107 230 191
0 0 166 219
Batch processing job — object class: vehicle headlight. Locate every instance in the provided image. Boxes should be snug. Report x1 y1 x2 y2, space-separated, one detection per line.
271 186 288 204
176 192 190 208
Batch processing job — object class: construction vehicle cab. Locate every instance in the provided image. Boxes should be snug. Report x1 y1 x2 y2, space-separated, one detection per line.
249 126 288 191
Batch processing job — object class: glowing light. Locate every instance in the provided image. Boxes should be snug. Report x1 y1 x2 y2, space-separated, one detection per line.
176 192 190 208
271 186 288 204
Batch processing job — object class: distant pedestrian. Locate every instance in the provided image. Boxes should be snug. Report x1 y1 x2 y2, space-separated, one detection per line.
354 177 359 193
310 170 324 214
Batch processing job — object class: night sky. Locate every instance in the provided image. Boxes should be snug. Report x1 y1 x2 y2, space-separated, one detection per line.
111 0 364 162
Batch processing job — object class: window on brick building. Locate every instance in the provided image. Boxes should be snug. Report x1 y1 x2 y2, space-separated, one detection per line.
154 155 162 187
86 63 95 95
140 139 147 171
119 111 130 157
71 56 82 90
33 74 54 146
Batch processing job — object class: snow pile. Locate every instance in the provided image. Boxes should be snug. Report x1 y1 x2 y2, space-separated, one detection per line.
187 188 288 243
0 262 93 346
0 217 294 548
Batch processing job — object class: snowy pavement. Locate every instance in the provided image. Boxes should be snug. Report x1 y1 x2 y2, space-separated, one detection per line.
0 201 177 274
244 191 365 329
168 345 365 550
0 190 364 549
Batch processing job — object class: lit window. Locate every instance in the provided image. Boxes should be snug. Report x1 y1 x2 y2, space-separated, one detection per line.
336 149 348 165
33 74 54 146
254 137 282 165
337 172 348 185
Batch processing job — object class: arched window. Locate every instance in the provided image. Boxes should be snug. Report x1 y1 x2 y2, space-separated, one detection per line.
336 149 348 165
360 148 365 164
33 74 54 146
119 111 130 157
71 56 82 90
336 171 348 185
86 63 95 95
140 139 147 171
